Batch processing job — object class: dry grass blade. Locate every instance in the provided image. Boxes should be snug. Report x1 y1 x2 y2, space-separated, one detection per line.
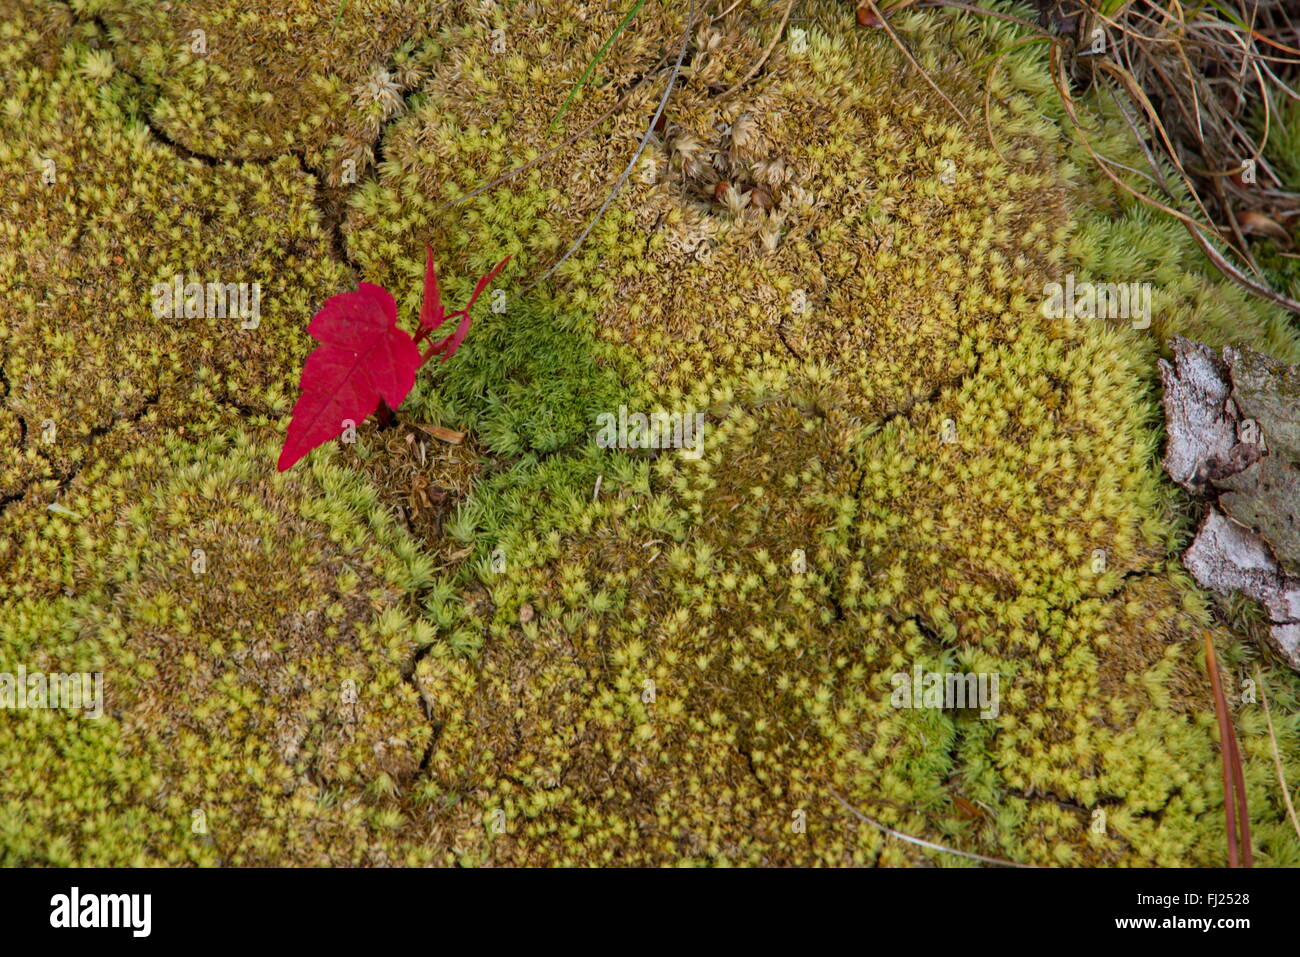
412 423 466 444
1254 663 1300 843
710 0 748 23
916 0 1044 32
1049 42 1300 314
864 0 969 124
1205 632 1253 868
926 0 1300 315
981 37 1051 163
716 0 795 101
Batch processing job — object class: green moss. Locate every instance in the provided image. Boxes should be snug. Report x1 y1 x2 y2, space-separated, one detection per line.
0 424 437 865
405 295 642 458
3 0 1299 868
100 0 447 179
0 13 347 498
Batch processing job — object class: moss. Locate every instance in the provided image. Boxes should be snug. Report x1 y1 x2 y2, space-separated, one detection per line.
99 0 447 180
3 0 1299 867
1051 61 1300 361
346 1 1076 421
0 424 440 865
386 1 1300 864
405 294 643 458
412 363 1294 866
0 13 347 499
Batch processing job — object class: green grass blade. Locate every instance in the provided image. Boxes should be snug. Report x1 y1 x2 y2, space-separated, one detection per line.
547 0 647 135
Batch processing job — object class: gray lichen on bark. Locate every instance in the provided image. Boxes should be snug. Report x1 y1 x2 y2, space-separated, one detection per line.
1160 336 1300 670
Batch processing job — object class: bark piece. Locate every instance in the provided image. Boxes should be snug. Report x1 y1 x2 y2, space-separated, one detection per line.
1158 337 1238 491
1160 336 1300 670
1183 511 1300 669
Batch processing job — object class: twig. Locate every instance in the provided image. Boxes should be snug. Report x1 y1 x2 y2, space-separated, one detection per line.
435 45 677 217
829 790 1039 868
547 0 648 135
864 0 968 125
526 0 699 290
715 0 795 101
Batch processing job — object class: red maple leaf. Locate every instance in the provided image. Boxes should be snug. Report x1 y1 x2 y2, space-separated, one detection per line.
276 282 419 471
278 246 509 471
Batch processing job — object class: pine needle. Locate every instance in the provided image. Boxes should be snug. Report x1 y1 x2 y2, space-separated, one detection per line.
715 0 796 102
1205 632 1253 867
863 0 968 125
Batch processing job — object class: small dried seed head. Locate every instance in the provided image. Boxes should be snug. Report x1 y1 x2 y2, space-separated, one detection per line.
746 185 775 212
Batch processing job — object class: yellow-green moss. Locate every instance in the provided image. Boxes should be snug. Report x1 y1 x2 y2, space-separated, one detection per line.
403 354 1297 866
3 0 1299 868
98 0 448 180
0 424 440 865
0 8 347 499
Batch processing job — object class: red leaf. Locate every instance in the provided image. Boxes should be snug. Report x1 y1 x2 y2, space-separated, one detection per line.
422 255 511 364
277 282 420 471
423 309 473 364
418 244 447 332
463 255 511 315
